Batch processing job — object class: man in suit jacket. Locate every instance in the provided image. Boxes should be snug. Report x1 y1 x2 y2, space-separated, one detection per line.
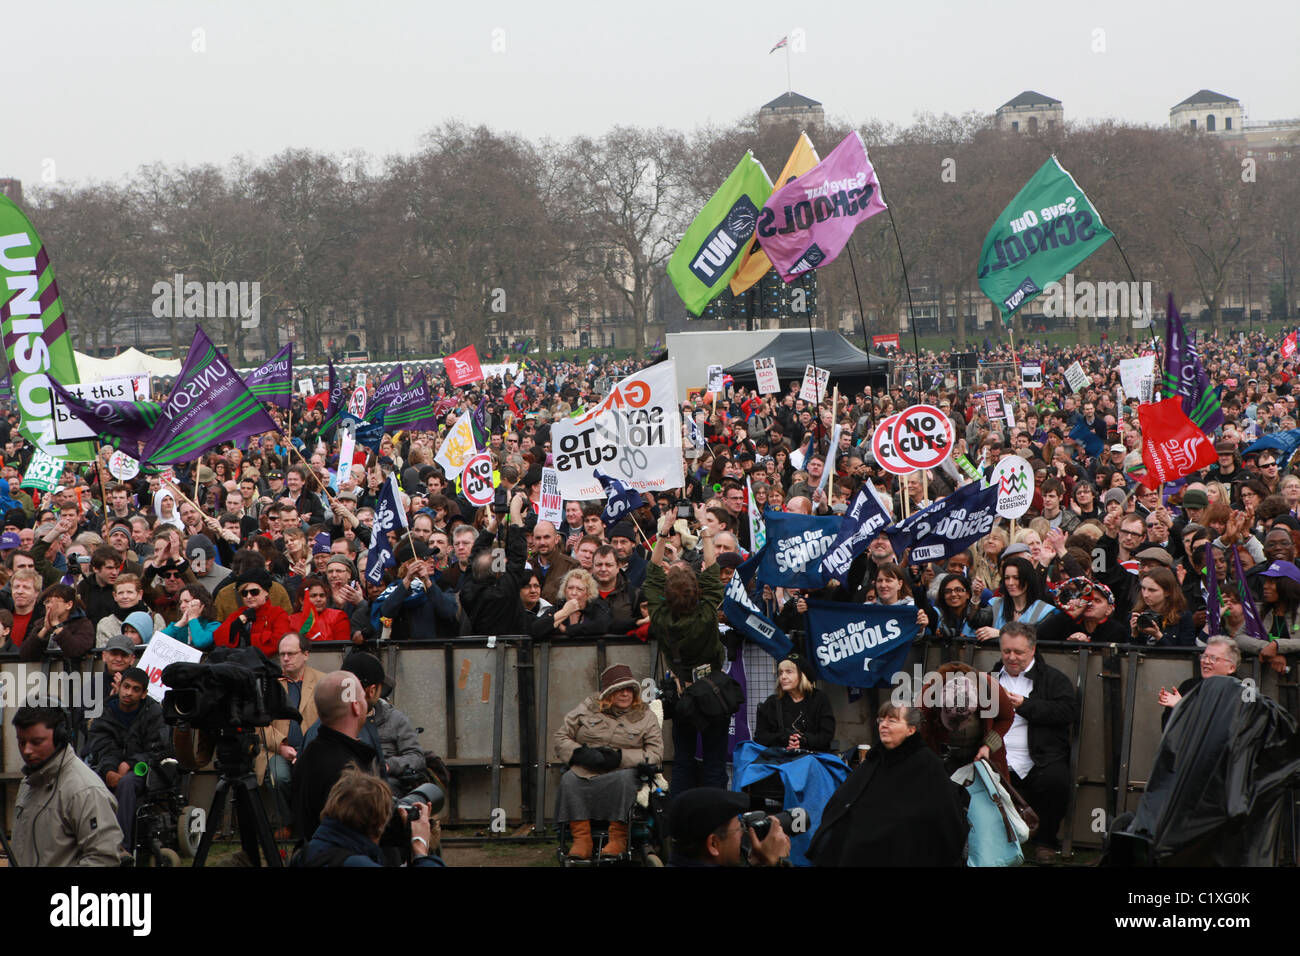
533 520 579 605
993 621 1079 864
262 632 325 833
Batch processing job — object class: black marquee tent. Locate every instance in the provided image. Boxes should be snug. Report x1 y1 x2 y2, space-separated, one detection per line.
724 328 893 394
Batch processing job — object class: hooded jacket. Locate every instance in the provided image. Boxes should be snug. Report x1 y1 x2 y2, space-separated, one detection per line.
12 744 124 867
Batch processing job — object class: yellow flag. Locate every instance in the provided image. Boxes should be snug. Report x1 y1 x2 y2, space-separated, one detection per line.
728 133 821 296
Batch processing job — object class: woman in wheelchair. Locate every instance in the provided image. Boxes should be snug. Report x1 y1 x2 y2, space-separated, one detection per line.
753 653 835 752
554 664 662 860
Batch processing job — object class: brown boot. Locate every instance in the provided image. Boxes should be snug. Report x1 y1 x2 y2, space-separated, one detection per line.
601 821 629 858
567 820 593 860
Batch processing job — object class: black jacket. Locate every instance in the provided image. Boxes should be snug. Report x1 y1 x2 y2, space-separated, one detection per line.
991 655 1077 768
86 696 170 778
458 525 528 636
754 689 835 752
292 725 383 842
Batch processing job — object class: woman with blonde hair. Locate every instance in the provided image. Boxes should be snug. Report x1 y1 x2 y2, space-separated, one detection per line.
543 568 612 637
972 527 1008 595
753 653 835 752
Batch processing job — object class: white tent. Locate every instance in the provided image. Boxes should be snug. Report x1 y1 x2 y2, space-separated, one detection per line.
74 348 182 381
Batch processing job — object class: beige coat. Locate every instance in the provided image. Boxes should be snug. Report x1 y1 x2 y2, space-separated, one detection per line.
554 695 663 780
259 664 325 782
12 745 123 867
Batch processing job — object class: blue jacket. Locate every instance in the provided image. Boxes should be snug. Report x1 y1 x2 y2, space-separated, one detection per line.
301 816 444 867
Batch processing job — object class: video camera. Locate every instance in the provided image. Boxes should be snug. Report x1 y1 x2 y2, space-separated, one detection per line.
161 646 301 732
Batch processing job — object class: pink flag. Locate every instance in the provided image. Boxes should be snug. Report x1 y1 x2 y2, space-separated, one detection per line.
757 131 887 282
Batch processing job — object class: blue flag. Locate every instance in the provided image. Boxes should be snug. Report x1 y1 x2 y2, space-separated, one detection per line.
364 475 409 585
804 599 917 688
340 412 386 452
595 469 643 527
884 480 999 564
1242 429 1300 470
1069 420 1105 458
755 510 841 590
722 547 793 660
819 485 893 583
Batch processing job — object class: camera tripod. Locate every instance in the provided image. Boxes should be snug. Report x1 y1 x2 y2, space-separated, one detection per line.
192 729 283 867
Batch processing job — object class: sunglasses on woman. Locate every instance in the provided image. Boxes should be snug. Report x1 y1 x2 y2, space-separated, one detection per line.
240 587 263 598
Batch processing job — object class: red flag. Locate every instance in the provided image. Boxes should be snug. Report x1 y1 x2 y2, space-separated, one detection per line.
305 390 330 412
1137 397 1217 488
504 385 521 416
1283 332 1297 360
445 345 484 386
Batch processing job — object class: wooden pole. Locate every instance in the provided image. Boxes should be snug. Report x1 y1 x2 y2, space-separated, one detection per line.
93 441 111 520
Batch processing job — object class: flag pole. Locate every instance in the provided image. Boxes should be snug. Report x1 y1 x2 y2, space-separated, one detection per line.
886 208 924 395
93 441 110 520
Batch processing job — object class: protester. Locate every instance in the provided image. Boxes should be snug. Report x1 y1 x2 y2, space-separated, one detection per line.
753 653 835 752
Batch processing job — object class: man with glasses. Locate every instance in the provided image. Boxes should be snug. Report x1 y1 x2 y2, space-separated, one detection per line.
263 632 324 836
213 569 291 655
1157 635 1241 727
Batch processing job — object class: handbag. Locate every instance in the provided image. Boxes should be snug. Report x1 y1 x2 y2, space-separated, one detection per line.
675 670 743 729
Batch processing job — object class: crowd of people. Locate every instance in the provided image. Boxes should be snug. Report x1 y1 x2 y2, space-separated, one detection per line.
4 323 1297 866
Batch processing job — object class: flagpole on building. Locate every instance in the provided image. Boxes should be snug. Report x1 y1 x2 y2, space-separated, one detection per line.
786 42 791 94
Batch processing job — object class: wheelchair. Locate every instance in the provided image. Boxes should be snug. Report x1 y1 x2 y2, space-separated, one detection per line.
131 757 206 867
555 763 670 867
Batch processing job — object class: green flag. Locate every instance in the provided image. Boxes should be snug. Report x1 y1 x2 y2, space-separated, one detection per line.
977 156 1114 324
0 196 98 461
667 152 772 316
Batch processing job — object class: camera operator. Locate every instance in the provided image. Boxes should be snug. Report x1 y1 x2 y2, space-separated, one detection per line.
667 788 790 867
459 490 529 635
297 765 443 867
11 706 124 866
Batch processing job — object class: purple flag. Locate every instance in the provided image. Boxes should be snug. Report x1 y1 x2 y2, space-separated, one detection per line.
1205 541 1220 635
48 379 162 451
383 371 439 431
139 326 279 465
365 364 405 423
244 344 293 409
1230 544 1269 644
757 131 888 282
1162 296 1224 436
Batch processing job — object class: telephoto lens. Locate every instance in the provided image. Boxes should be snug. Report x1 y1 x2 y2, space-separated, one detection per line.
396 782 446 818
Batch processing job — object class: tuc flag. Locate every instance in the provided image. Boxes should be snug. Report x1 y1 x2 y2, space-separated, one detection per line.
139 326 278 465
729 133 820 296
244 344 293 409
434 409 482 481
667 151 773 316
757 131 887 283
445 346 484 386
978 157 1114 322
0 196 98 461
1161 297 1223 435
804 599 917 688
1136 396 1218 489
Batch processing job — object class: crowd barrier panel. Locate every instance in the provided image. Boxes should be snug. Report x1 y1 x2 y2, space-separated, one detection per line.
2 638 1295 855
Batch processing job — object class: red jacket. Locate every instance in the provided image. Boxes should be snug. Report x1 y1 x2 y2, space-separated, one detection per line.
214 604 292 656
289 606 351 643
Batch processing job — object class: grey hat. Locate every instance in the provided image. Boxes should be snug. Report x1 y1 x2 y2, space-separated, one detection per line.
104 634 137 656
1134 546 1174 568
1001 542 1033 560
1102 488 1129 509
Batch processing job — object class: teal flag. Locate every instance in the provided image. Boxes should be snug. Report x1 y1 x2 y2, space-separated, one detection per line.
667 152 772 316
977 156 1113 323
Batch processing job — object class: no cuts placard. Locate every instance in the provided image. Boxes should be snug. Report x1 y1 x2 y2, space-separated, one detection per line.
890 405 954 470
462 452 495 507
871 414 912 476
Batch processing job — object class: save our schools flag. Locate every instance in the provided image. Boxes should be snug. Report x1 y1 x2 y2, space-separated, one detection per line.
722 547 793 661
885 480 999 564
758 131 888 283
1243 429 1300 470
1136 397 1218 489
804 599 917 688
0 195 98 462
595 469 643 527
729 132 820 295
364 474 409 586
244 344 293 408
745 476 766 550
365 364 405 424
667 151 773 316
1161 297 1223 435
755 510 841 591
819 484 893 583
139 326 278 465
978 156 1114 323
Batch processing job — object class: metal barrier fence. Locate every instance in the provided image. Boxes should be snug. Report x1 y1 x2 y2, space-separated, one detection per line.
2 638 1295 852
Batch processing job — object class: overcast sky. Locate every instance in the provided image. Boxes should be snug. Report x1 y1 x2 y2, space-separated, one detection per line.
9 0 1299 185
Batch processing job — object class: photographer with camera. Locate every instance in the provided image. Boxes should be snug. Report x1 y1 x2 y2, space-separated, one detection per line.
667 788 790 867
459 490 529 635
297 766 443 867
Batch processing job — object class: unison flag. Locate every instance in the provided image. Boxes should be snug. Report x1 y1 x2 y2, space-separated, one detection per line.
364 474 409 586
1161 297 1223 435
320 360 347 434
139 326 278 465
729 133 820 296
977 157 1114 322
755 510 841 590
804 599 917 688
722 547 793 660
1205 541 1221 636
0 196 98 461
245 344 293 409
758 131 887 283
365 364 405 424
48 379 162 451
667 152 773 316
885 480 999 564
384 372 439 431
1137 397 1217 489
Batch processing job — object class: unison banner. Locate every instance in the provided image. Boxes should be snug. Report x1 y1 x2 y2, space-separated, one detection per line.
804 599 917 688
245 344 293 409
667 152 773 316
0 197 97 461
550 361 682 498
977 157 1113 322
758 131 888 283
